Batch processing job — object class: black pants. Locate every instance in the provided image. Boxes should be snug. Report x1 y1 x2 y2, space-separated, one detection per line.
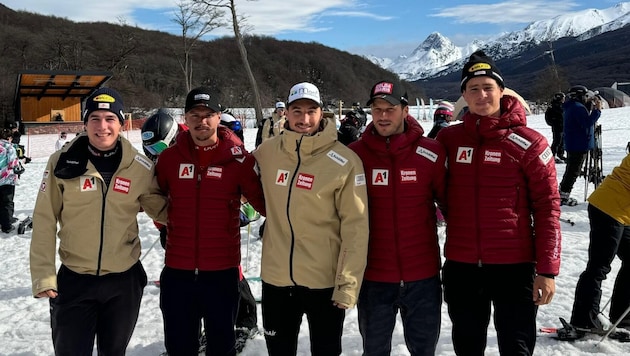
236 277 257 329
160 266 239 356
50 262 147 356
571 204 630 328
550 127 564 157
262 282 345 356
559 151 587 193
443 261 538 356
0 184 15 230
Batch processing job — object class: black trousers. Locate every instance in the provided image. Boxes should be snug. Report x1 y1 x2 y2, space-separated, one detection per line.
50 262 147 356
550 127 564 157
160 266 239 356
571 204 630 328
559 151 587 193
262 282 345 356
443 261 538 356
0 184 15 230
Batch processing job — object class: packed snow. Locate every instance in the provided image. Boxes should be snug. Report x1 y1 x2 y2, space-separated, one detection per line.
2 107 630 355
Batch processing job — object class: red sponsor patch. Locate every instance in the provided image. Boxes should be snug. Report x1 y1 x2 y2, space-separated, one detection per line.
484 149 502 165
295 173 314 190
400 168 417 183
206 166 223 179
113 177 131 194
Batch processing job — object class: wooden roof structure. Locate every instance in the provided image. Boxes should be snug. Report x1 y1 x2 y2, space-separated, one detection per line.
15 70 112 100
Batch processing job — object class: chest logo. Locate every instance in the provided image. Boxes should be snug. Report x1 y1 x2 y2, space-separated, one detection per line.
206 166 223 179
456 147 474 164
400 169 417 183
80 176 97 192
484 150 502 165
276 170 290 186
372 169 389 186
179 164 195 179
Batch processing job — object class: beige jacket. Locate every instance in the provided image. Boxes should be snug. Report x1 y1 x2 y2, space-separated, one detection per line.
261 112 286 142
30 136 167 296
253 117 369 307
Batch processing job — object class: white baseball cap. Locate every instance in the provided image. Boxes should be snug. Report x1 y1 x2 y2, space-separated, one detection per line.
275 101 286 109
287 82 321 106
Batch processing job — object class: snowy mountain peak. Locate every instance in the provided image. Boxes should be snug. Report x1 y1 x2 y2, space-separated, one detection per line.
372 2 630 81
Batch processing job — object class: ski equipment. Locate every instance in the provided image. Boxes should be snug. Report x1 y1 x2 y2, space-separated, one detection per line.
582 124 604 201
17 216 33 235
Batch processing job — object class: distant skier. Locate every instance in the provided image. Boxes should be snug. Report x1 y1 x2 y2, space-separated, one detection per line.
337 108 367 145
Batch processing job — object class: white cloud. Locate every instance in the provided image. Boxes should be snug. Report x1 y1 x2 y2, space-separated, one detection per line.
431 1 581 24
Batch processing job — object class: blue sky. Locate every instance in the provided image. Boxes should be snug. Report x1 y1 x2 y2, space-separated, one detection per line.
2 0 619 58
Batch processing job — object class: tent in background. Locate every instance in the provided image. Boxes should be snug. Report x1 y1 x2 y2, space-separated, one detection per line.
594 87 630 108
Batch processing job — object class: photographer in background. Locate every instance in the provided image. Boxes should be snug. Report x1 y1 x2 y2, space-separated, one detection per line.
559 85 602 206
545 92 566 163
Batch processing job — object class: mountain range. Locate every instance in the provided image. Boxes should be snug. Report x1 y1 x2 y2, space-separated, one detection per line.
370 2 630 83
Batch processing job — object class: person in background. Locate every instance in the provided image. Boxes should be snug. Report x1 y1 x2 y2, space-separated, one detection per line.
349 80 447 355
255 101 286 147
141 109 260 353
154 87 265 356
253 82 369 355
29 87 168 355
545 92 566 163
7 121 31 164
0 128 19 233
558 85 602 206
561 154 630 338
337 108 367 146
220 110 245 142
427 100 455 139
55 131 69 151
435 50 561 356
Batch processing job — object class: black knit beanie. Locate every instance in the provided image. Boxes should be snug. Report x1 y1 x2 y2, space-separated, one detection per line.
460 50 505 92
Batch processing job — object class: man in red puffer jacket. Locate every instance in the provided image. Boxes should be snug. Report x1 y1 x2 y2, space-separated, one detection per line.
436 51 561 356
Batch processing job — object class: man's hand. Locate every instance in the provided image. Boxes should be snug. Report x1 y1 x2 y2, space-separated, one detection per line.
36 289 58 299
533 275 555 305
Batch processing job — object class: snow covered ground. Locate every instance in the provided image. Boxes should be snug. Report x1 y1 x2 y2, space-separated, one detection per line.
2 107 630 355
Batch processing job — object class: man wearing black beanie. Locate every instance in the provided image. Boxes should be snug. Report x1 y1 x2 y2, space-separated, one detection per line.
30 87 168 355
435 50 562 355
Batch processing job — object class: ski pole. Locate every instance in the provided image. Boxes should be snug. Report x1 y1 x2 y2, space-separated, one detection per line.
141 236 161 262
596 302 630 346
244 223 251 272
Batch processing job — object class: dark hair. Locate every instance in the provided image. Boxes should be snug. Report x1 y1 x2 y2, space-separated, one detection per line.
0 128 12 140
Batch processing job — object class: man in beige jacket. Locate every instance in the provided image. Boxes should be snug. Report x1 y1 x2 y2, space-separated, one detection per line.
29 87 167 355
253 82 369 356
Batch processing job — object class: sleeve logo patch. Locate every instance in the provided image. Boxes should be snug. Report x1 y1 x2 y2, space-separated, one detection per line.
355 174 366 186
113 177 131 194
456 147 474 164
508 133 532 150
327 150 348 166
80 176 97 192
400 169 417 183
416 146 438 162
231 146 243 156
484 149 502 165
179 164 195 179
296 173 314 190
275 169 290 186
372 169 389 186
135 155 152 170
540 147 553 165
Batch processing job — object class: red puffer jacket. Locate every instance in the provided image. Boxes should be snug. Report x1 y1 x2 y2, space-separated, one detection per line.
349 116 447 282
156 127 265 271
436 95 561 275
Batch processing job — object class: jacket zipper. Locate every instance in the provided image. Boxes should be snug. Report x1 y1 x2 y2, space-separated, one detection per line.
286 137 303 285
96 177 107 276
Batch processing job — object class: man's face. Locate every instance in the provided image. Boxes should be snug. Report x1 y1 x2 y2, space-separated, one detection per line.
370 98 408 137
85 110 121 150
286 99 322 135
184 106 220 145
276 107 286 116
462 77 504 118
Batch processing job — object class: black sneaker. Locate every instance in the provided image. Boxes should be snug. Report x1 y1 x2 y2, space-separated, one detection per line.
560 191 578 206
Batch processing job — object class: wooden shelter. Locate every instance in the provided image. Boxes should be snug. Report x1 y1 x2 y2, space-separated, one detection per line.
14 70 112 124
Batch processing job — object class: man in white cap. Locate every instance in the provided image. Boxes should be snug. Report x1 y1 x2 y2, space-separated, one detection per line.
256 101 287 147
253 82 369 355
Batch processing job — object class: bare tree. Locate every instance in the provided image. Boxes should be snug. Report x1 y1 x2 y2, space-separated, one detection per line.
172 1 224 92
194 0 264 124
